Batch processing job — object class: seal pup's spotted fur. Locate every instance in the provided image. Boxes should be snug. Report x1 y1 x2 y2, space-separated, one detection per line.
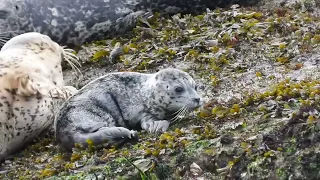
54 68 203 151
0 32 80 162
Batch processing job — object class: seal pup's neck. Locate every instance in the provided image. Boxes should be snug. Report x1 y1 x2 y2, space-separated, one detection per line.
140 73 170 119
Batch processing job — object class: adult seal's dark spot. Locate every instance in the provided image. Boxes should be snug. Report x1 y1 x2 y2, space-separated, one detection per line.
0 0 259 47
54 68 204 151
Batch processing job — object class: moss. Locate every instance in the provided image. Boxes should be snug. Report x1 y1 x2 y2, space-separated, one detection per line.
91 50 109 61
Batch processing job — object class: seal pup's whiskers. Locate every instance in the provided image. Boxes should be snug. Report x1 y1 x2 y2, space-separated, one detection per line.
61 46 82 75
171 105 189 124
172 105 187 115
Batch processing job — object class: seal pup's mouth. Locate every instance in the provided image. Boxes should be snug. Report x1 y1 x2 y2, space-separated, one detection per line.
61 46 82 75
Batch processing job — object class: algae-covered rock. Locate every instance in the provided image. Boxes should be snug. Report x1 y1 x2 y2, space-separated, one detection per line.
0 1 319 179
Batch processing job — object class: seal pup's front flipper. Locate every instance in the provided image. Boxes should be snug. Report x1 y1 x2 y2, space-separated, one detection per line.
140 117 170 133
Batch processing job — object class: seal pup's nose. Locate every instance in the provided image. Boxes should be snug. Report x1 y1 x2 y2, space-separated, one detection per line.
193 98 200 104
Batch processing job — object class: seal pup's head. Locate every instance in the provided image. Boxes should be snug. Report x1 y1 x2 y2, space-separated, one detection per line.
146 68 203 122
1 32 81 74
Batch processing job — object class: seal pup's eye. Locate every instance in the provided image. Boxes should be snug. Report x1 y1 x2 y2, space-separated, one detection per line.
175 87 184 93
195 85 198 91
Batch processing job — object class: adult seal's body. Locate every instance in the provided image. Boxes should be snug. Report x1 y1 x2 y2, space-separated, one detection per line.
0 32 80 162
54 68 203 151
0 0 257 47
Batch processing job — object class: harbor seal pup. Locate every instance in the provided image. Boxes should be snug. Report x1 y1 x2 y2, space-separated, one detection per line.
0 0 259 47
54 68 203 151
0 32 80 162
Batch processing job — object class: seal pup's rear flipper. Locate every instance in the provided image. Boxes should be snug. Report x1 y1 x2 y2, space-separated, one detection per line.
69 127 138 151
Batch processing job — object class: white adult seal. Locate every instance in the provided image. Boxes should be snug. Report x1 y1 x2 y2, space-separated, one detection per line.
0 32 80 162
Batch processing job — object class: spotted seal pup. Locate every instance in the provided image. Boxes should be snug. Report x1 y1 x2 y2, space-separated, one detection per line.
54 68 203 151
0 0 258 47
0 32 80 162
